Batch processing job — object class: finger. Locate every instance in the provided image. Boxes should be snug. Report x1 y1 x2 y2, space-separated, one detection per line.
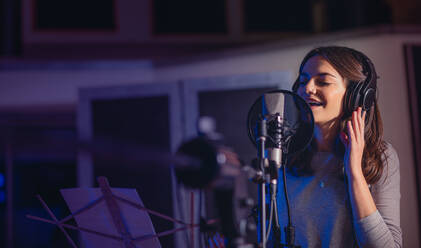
347 120 356 144
362 110 367 129
356 107 364 141
357 107 364 138
352 110 360 141
360 109 366 137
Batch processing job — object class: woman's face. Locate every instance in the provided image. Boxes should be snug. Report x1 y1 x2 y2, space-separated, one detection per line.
296 55 347 126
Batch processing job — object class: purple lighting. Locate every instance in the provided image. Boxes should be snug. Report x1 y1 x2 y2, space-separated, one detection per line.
0 190 5 203
0 173 4 187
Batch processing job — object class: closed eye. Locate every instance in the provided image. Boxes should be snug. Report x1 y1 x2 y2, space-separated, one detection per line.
316 81 330 86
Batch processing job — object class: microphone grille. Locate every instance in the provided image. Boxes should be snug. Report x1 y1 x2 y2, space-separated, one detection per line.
262 92 285 116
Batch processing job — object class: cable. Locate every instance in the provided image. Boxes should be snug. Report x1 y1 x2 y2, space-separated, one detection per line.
282 157 292 227
282 140 297 246
274 199 279 228
266 182 279 242
265 193 275 241
280 139 292 227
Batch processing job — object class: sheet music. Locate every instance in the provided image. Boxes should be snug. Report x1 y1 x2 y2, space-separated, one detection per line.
61 187 161 248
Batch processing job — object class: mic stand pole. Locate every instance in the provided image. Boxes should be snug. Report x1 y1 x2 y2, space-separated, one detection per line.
256 118 268 248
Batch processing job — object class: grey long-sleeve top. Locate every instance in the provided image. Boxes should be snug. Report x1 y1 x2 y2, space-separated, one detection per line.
275 143 402 247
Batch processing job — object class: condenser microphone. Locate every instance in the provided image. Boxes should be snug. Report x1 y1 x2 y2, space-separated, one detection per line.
248 90 314 163
262 92 286 169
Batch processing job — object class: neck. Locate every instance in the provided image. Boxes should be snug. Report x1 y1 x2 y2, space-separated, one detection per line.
314 119 340 152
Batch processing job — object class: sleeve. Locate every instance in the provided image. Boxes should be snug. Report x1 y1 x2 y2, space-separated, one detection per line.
353 143 402 247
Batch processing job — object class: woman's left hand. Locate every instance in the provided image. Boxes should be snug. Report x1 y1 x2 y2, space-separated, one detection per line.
340 107 366 176
340 108 377 220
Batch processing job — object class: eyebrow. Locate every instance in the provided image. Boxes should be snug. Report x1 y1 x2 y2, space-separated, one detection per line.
300 72 338 79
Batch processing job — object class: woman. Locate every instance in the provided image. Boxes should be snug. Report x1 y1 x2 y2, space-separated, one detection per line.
276 46 402 247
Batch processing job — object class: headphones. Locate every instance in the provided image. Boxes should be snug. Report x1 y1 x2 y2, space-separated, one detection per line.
292 47 378 126
343 50 377 119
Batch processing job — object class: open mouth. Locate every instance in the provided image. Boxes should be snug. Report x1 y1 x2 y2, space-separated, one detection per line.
306 100 324 107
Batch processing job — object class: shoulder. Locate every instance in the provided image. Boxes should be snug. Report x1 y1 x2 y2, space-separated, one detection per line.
372 142 400 191
383 142 400 174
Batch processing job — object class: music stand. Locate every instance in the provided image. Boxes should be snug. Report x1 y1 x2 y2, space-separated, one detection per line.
26 177 201 248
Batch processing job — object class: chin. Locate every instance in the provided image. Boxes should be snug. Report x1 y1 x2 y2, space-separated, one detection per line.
312 114 322 123
314 121 324 126
314 117 341 127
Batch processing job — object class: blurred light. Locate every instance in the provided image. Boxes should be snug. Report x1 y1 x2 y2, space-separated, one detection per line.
0 191 5 203
0 173 4 187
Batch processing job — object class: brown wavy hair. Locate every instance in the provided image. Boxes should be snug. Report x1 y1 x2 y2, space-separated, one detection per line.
290 46 387 184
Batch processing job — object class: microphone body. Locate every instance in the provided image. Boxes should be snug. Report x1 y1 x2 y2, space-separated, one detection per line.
262 92 286 175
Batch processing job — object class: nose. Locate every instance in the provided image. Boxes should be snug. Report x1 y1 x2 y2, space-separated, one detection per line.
299 78 316 96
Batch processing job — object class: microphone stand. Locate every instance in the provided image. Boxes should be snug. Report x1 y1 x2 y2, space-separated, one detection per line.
247 91 313 248
265 114 301 248
256 118 268 248
267 114 283 248
255 117 283 248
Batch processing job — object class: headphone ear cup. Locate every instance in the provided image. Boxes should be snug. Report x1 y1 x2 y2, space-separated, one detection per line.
355 52 378 113
345 81 375 129
354 82 365 109
347 82 366 115
344 82 358 117
362 88 376 111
